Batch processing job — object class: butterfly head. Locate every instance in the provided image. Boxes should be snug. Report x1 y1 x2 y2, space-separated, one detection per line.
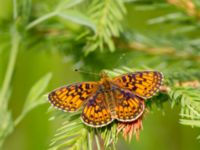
99 71 112 89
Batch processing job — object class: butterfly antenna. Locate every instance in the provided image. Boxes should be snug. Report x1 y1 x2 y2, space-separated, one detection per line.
74 68 99 76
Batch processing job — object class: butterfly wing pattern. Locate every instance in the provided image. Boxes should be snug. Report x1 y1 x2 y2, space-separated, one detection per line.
48 71 163 128
111 85 145 122
81 90 113 127
113 71 163 99
48 82 98 112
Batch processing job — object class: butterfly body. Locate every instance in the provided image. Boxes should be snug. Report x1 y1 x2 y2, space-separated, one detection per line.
48 71 163 127
98 72 117 118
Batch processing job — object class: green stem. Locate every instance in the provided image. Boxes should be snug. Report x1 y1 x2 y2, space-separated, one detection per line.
0 27 20 109
13 0 18 20
95 134 101 150
88 132 92 150
26 11 57 30
14 111 26 127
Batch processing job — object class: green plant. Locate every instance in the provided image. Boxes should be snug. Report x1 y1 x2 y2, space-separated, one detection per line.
45 0 200 149
1 0 200 149
0 0 52 148
48 67 200 149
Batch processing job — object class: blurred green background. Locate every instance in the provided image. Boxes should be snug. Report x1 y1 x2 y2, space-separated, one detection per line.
1 0 200 150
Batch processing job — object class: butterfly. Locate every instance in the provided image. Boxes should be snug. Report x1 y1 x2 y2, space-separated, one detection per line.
48 71 163 128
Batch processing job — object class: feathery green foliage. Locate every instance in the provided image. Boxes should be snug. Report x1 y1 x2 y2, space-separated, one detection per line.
1 0 200 149
25 0 126 55
48 109 118 150
27 0 95 31
0 0 52 148
170 87 200 128
48 64 200 149
49 112 87 150
83 0 126 54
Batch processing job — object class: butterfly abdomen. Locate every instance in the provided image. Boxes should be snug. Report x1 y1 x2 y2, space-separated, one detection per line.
105 91 117 119
100 77 117 119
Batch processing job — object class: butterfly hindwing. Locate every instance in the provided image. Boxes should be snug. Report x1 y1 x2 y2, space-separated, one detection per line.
113 71 163 99
81 89 113 127
48 82 98 112
112 85 145 122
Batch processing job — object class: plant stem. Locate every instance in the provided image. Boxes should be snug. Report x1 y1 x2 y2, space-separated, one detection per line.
0 27 20 109
88 132 92 150
14 111 26 127
26 11 57 30
95 134 101 150
13 0 18 20
119 41 200 62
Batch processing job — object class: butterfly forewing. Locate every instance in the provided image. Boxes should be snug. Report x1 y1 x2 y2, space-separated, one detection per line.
113 71 163 99
81 90 113 127
112 85 145 122
48 82 98 112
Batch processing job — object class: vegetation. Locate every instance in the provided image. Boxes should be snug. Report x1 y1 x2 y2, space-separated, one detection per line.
0 0 200 149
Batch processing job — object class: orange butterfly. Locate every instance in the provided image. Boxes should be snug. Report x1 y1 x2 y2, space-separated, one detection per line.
48 71 163 127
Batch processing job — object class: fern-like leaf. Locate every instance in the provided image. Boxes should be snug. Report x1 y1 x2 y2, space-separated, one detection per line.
84 0 126 54
48 110 119 150
49 112 89 150
169 87 200 137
